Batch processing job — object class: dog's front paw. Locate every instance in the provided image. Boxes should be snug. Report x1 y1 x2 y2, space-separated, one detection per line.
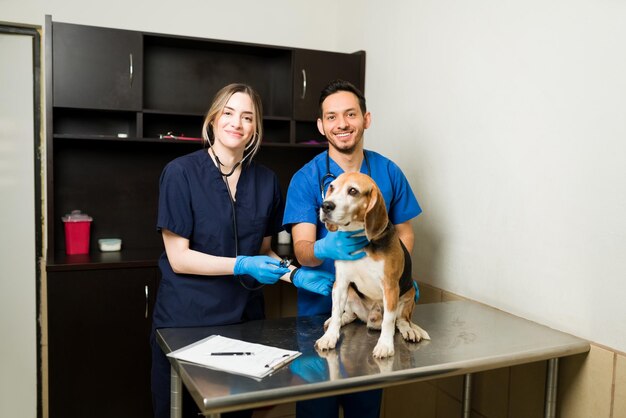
400 326 422 342
372 341 395 358
399 322 431 342
315 331 339 351
410 323 431 341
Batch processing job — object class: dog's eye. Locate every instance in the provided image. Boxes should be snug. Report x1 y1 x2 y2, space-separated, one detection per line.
348 187 359 196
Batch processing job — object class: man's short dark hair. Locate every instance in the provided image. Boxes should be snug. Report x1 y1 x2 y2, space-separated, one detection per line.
319 79 367 117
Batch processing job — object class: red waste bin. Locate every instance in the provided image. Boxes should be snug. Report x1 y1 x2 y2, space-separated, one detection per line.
62 210 93 255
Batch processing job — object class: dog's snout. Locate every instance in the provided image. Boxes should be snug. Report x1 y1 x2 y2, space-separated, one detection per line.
321 201 335 214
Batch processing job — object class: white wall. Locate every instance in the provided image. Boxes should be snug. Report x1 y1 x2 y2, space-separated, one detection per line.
339 0 626 352
0 32 37 418
3 0 625 365
1 0 343 52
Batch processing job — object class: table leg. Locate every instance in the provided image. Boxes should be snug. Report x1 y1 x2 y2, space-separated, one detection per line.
462 373 473 418
544 358 559 418
171 365 182 418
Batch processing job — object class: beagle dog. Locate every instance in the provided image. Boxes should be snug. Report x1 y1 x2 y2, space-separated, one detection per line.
315 172 430 358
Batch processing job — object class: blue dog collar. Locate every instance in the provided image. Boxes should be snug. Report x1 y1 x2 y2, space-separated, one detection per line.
413 280 420 303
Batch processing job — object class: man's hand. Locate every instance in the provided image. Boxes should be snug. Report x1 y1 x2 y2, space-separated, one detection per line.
291 267 335 296
313 230 369 261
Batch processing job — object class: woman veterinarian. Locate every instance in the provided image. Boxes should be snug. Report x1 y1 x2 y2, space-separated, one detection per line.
150 83 334 418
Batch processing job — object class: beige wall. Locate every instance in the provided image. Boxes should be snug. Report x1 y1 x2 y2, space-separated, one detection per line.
1 0 343 52
338 0 626 354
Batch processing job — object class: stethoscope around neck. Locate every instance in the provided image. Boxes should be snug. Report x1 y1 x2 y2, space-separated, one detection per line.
208 146 264 291
320 150 371 200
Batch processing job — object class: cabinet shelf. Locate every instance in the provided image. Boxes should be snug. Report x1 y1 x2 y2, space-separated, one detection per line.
47 248 162 271
46 243 295 272
142 109 293 122
143 35 292 117
53 133 203 144
51 134 328 147
142 108 204 116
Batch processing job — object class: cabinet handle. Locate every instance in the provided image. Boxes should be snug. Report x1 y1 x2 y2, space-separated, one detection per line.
144 284 149 319
129 53 134 87
300 69 307 100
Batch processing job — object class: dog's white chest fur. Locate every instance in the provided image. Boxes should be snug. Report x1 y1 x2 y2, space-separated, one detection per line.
335 256 385 299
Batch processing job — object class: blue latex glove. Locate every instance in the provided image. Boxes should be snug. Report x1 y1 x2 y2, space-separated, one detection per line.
291 267 335 296
234 256 290 284
313 230 369 261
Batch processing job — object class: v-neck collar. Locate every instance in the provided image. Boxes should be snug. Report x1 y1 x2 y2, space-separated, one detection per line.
203 149 250 202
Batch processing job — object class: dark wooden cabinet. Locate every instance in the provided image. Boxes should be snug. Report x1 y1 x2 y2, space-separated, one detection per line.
46 18 366 259
50 138 192 255
45 16 365 418
143 35 292 117
47 267 157 418
293 49 366 121
53 23 142 110
292 49 365 144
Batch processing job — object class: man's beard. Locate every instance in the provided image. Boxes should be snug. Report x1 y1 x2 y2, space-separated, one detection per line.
327 135 361 155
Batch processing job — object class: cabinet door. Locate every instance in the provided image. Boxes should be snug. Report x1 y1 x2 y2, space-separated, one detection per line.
293 49 365 121
47 267 157 418
53 22 142 110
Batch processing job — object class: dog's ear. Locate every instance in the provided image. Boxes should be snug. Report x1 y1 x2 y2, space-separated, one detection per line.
364 184 388 241
326 222 338 232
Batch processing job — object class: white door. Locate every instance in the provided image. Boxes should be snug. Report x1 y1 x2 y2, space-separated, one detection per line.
0 27 40 418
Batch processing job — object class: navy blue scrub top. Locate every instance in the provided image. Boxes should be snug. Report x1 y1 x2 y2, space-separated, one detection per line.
153 149 284 330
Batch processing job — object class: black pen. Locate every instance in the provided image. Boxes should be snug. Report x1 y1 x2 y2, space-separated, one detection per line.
264 354 290 368
208 352 254 356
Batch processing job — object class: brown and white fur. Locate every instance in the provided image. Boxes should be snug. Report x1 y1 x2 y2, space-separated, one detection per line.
315 172 430 358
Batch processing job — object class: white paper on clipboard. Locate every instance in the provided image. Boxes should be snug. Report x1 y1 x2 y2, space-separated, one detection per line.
167 335 301 380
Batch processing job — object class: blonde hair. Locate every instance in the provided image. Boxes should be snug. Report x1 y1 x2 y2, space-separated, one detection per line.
202 83 264 163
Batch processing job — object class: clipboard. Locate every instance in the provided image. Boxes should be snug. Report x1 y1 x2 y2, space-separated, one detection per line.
167 335 301 380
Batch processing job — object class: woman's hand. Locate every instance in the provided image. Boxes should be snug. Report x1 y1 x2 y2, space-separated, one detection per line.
234 255 290 284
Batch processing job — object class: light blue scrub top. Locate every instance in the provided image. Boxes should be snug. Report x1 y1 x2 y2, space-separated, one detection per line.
283 149 422 315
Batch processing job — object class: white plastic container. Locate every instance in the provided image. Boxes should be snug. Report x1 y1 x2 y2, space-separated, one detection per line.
98 238 122 252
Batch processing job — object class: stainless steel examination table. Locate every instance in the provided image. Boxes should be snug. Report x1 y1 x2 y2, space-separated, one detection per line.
157 300 589 418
